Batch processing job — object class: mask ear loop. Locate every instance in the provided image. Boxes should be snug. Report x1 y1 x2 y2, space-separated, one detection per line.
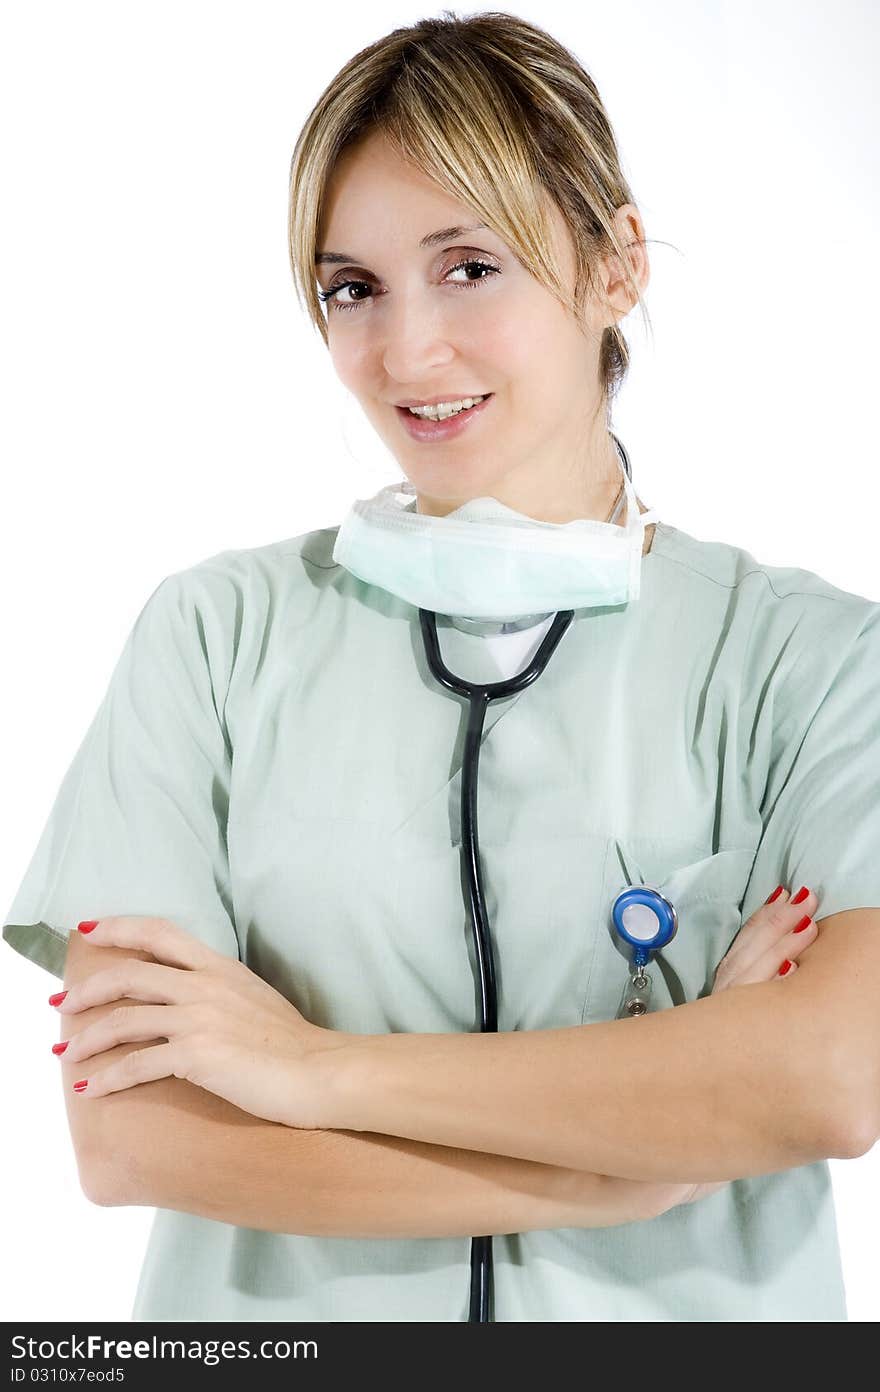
609 440 660 599
615 439 641 535
611 436 660 534
606 480 626 526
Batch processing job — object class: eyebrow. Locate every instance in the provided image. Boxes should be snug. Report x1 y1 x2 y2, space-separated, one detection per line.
315 224 489 266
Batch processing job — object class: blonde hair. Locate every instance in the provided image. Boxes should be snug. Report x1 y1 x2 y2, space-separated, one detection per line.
288 9 654 415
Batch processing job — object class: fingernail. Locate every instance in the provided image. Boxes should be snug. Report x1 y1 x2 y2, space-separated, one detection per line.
77 920 98 934
52 1041 69 1056
73 1079 88 1092
48 990 68 1007
765 885 784 904
791 887 810 906
778 959 793 976
793 916 812 933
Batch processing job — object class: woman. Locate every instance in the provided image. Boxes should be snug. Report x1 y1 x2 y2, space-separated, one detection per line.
4 13 878 1323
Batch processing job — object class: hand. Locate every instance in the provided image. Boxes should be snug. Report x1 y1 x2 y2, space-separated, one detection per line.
53 916 357 1129
671 883 821 1208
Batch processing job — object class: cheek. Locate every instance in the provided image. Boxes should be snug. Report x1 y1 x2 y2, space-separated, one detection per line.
523 299 580 362
476 294 578 388
327 339 371 394
521 315 596 415
483 321 575 416
466 304 530 375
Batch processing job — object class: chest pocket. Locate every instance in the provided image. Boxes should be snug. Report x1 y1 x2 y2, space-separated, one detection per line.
581 838 758 1024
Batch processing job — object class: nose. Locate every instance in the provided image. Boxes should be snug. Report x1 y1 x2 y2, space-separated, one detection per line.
375 281 464 383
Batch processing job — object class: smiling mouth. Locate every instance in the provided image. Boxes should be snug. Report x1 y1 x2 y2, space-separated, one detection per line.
397 394 493 420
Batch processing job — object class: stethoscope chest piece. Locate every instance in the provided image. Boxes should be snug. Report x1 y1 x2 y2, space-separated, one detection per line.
611 885 678 1018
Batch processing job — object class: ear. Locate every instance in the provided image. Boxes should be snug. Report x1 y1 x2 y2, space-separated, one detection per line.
599 204 650 322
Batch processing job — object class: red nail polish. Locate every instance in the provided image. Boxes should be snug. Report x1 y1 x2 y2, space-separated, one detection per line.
73 1079 88 1092
77 920 98 934
52 1041 69 1056
48 990 68 1007
765 885 784 904
778 959 793 976
791 887 810 906
793 916 812 933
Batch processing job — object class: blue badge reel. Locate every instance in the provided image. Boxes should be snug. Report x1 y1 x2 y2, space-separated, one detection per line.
611 884 678 1017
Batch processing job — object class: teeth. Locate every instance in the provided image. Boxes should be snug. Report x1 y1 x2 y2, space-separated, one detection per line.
407 395 486 420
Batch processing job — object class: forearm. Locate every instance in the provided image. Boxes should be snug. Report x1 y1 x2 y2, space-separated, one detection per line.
319 979 845 1182
102 1078 669 1236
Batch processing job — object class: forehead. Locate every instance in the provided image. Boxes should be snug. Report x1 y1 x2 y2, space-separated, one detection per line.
317 131 486 251
315 129 575 282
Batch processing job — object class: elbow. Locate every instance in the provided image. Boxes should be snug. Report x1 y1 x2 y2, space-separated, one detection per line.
822 1108 877 1162
809 1049 880 1162
829 1092 879 1162
79 1154 131 1208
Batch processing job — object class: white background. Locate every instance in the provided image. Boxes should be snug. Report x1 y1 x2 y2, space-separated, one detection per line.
1 0 878 1321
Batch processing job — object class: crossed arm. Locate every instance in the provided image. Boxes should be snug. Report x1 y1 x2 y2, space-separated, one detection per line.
75 908 879 1239
65 935 660 1236
311 908 880 1181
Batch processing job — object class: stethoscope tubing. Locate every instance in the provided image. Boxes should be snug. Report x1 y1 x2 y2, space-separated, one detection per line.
416 437 634 1322
418 606 575 1321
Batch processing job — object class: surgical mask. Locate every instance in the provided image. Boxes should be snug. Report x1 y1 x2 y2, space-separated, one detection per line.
331 434 659 622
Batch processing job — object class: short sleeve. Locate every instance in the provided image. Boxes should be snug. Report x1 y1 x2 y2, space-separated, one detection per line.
2 568 241 980
739 601 880 928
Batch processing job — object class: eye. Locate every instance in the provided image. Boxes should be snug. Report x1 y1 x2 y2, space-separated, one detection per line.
317 257 500 314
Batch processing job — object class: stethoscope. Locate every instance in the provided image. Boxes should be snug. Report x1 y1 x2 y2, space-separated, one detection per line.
417 435 677 1323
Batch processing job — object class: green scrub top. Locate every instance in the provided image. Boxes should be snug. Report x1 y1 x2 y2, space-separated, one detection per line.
5 516 880 1322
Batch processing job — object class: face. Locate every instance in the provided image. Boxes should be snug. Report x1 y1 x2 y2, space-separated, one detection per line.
315 128 647 520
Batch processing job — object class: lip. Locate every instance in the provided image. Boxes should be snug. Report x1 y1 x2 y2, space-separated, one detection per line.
394 393 490 408
395 393 494 442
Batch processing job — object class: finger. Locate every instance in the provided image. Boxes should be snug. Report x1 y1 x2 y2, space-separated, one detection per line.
69 1040 178 1098
71 916 220 972
732 953 800 987
55 1005 186 1066
721 888 792 973
53 959 196 1015
728 886 820 975
747 915 818 984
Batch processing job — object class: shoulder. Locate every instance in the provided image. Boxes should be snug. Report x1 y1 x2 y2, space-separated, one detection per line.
651 519 878 624
156 525 341 618
139 527 342 692
650 521 880 721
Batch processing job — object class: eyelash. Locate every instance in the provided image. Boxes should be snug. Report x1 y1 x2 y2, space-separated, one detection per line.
317 257 499 313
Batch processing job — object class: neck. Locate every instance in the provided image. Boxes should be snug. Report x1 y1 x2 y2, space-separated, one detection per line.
415 430 628 525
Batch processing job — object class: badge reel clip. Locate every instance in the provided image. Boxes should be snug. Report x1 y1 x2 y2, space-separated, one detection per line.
611 885 678 1017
